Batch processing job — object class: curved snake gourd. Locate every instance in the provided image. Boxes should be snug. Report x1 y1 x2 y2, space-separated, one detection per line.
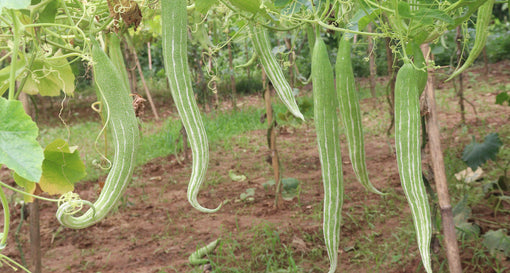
395 63 432 273
56 40 139 229
250 24 304 120
336 36 383 195
312 35 344 273
447 0 495 81
161 0 220 213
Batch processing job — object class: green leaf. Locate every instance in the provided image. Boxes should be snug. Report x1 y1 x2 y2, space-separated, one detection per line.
452 197 480 239
195 0 216 14
462 133 503 170
22 50 75 96
13 172 37 202
397 2 412 18
482 229 510 257
240 188 255 201
13 139 86 201
414 8 454 25
0 59 26 96
0 0 30 10
0 97 43 182
282 177 300 201
39 139 86 195
38 0 60 23
495 92 510 106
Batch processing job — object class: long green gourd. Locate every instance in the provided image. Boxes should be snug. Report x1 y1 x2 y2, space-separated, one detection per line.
56 40 139 229
336 36 383 195
250 24 304 120
108 34 130 92
312 35 344 273
395 63 432 273
161 0 220 213
447 0 495 81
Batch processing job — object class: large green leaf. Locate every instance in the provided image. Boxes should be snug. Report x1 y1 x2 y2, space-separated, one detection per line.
195 0 216 14
14 138 86 201
39 139 86 194
38 0 61 23
0 0 30 10
0 97 43 182
482 229 510 257
22 50 75 96
462 133 503 170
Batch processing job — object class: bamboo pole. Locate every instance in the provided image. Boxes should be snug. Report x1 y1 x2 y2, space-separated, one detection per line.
421 44 463 273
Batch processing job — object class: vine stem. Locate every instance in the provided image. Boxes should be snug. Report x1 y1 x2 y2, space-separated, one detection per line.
421 44 462 273
8 9 21 100
0 186 10 249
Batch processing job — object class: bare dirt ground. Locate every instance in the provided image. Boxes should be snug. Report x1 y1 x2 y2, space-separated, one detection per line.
1 61 509 273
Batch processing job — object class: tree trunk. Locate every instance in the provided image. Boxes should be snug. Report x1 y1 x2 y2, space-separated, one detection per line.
262 69 282 208
367 23 377 98
422 44 463 273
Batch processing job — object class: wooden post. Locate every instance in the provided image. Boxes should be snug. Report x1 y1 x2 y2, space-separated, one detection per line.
262 69 282 208
422 44 463 273
132 48 160 120
29 199 41 273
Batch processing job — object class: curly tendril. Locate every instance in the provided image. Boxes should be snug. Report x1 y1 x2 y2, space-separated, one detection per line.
56 192 96 227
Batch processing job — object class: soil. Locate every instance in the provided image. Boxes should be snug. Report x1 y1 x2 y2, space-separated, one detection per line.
1 61 509 273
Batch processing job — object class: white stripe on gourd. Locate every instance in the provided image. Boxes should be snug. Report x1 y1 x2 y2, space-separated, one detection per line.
250 24 304 120
395 63 432 273
56 41 139 229
336 36 383 195
161 0 220 213
312 35 343 273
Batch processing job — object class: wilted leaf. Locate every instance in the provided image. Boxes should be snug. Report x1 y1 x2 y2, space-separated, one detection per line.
0 97 44 182
229 170 246 182
462 133 502 170
482 229 510 257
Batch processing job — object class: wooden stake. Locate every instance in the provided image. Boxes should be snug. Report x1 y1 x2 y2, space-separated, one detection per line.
422 44 463 273
262 69 282 208
29 199 41 273
131 49 159 120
